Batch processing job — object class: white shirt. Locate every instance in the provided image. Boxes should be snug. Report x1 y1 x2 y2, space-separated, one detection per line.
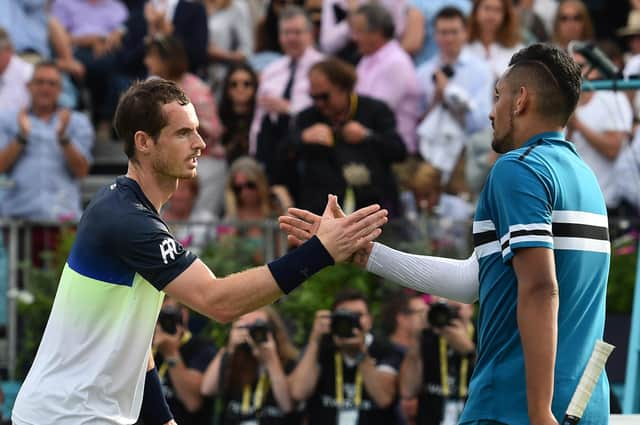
0 55 33 112
611 130 640 211
571 91 633 207
249 47 324 154
466 41 523 81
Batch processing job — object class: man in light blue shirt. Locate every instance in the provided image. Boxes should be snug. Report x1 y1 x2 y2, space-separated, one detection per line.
0 61 93 221
410 0 471 65
416 7 492 184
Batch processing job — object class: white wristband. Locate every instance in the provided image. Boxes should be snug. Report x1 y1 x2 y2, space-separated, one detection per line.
366 242 479 303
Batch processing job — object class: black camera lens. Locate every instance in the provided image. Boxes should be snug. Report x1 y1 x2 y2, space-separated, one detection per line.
331 310 361 338
158 307 183 335
248 319 271 344
427 302 459 328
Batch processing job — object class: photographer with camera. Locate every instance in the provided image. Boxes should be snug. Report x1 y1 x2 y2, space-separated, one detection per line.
416 7 492 186
288 288 402 425
152 297 217 425
201 306 300 425
399 297 475 425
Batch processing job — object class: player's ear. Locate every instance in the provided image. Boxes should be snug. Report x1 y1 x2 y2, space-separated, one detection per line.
514 85 530 116
134 130 153 155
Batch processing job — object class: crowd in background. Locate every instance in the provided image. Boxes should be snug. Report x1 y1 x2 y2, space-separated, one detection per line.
0 0 639 423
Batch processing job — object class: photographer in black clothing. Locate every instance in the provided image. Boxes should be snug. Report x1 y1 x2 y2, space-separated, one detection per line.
399 297 475 425
152 297 217 425
201 307 300 425
288 288 402 425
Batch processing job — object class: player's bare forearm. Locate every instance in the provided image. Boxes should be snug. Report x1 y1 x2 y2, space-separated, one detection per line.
165 261 283 323
514 248 559 422
518 289 559 422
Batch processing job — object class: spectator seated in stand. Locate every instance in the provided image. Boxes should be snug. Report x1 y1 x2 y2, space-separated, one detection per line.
351 3 421 155
51 0 128 134
568 51 633 211
250 5 324 187
104 0 209 129
287 58 407 217
0 61 93 222
0 0 86 109
0 27 33 111
222 156 293 247
161 178 216 256
201 306 300 425
466 0 524 82
551 0 594 51
203 0 255 94
416 7 492 187
319 0 417 65
410 162 474 255
409 0 472 65
219 63 259 165
253 0 301 70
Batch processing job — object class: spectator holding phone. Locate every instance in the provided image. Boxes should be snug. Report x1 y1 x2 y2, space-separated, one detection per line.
288 288 402 425
152 296 218 425
201 306 300 425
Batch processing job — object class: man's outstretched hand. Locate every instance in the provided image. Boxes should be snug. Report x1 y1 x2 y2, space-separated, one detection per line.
279 195 381 266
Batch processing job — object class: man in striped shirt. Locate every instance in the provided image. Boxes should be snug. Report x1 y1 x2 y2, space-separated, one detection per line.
281 43 610 425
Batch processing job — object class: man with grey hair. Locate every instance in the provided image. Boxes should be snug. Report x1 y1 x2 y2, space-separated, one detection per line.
351 4 421 154
0 27 33 111
250 5 324 184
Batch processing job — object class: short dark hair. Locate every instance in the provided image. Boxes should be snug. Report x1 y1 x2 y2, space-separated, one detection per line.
114 79 190 160
380 290 424 335
506 43 582 126
279 4 313 32
309 58 357 93
354 3 395 40
434 6 467 26
33 60 60 75
332 288 368 312
145 35 189 81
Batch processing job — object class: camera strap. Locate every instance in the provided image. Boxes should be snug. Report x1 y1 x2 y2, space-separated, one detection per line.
438 323 474 399
334 352 363 408
157 331 192 379
241 370 270 415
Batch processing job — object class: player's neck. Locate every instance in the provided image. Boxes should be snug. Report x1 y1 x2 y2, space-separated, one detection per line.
126 162 176 213
514 119 564 149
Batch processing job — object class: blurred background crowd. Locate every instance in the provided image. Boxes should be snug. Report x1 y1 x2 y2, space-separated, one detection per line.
0 0 639 423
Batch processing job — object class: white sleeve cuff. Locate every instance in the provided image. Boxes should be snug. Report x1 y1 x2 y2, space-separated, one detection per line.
366 243 479 303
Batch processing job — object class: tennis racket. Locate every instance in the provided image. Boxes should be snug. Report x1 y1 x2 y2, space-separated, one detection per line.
562 340 615 425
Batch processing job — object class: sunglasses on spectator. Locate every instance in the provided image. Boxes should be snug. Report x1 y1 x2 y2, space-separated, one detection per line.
559 14 582 22
230 80 253 89
310 92 330 102
233 181 257 193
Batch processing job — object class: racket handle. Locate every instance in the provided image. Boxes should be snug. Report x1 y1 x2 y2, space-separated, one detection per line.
561 414 580 425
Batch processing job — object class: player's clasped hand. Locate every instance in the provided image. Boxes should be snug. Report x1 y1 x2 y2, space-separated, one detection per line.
313 195 387 263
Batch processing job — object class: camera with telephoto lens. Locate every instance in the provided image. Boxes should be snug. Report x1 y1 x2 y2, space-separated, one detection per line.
432 64 455 82
158 306 183 335
247 319 271 344
428 302 459 329
331 310 361 338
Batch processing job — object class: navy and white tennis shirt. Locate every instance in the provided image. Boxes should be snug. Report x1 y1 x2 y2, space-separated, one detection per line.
13 176 197 424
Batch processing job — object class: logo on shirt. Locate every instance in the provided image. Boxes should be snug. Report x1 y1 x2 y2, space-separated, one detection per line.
159 238 179 264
